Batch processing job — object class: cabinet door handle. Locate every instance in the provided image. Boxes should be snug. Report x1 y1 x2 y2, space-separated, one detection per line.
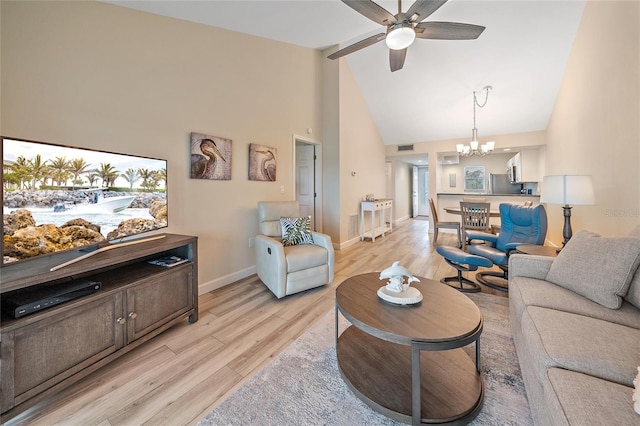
116 317 126 325
128 312 138 319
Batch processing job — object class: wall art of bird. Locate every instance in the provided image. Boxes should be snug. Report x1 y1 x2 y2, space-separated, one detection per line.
191 138 226 179
256 149 276 181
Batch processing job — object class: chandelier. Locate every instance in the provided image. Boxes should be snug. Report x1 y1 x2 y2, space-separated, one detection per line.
457 86 495 157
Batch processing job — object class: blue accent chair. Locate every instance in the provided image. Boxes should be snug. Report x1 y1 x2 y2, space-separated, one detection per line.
466 203 548 291
436 246 493 292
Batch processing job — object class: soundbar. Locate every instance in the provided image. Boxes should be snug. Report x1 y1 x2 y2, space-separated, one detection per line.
2 279 102 319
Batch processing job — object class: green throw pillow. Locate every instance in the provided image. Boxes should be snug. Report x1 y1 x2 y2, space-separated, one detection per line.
280 216 314 246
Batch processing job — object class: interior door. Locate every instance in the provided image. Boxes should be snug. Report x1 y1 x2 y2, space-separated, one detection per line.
296 144 315 229
412 166 418 217
417 166 429 216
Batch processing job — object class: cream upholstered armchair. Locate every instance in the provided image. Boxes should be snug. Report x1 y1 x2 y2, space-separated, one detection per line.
255 201 334 299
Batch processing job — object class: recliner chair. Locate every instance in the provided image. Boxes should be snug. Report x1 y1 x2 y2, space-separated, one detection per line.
466 203 547 291
256 201 334 299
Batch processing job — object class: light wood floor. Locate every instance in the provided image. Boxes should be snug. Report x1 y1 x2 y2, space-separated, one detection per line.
3 218 506 426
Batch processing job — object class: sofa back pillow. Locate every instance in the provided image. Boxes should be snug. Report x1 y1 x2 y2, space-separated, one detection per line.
624 225 640 309
546 230 640 309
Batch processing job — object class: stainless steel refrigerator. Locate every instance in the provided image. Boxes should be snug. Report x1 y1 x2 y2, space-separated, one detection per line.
490 174 521 194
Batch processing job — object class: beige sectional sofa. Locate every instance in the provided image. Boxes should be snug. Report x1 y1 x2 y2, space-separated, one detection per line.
509 229 640 425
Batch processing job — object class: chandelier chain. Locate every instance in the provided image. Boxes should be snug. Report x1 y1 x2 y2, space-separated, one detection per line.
457 85 494 157
473 86 491 128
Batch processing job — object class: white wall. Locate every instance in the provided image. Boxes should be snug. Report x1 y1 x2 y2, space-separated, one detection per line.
1 1 324 291
337 58 387 245
441 152 517 194
385 160 412 222
545 0 640 241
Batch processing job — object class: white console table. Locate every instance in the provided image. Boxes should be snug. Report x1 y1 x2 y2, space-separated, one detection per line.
361 199 393 242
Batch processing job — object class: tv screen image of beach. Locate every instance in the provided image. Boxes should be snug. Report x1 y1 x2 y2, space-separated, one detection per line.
2 137 168 265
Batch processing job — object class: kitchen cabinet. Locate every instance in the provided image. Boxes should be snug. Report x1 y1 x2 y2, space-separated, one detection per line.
508 150 540 183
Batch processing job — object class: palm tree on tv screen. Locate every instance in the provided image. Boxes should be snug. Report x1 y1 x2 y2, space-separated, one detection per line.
28 154 49 189
69 157 90 188
93 163 119 188
48 156 70 187
137 168 158 192
121 168 139 190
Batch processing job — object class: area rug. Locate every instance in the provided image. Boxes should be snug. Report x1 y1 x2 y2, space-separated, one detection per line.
198 292 532 425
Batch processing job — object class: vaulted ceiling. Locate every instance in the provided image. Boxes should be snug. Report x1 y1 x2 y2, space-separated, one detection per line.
102 1 586 148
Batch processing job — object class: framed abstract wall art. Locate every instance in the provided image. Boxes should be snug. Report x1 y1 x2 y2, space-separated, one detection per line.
248 143 277 181
464 166 485 191
190 132 232 180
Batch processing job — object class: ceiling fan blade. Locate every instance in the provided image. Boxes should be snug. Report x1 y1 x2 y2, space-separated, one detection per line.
415 22 485 40
406 0 448 23
389 48 407 72
327 33 386 60
342 0 397 26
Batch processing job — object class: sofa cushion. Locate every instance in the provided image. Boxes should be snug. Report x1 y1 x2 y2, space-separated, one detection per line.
546 230 640 309
625 225 640 309
627 269 640 310
544 368 637 426
521 306 640 387
283 244 327 273
280 216 314 246
510 276 640 330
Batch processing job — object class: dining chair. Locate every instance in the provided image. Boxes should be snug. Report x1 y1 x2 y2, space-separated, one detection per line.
428 198 461 248
460 201 492 250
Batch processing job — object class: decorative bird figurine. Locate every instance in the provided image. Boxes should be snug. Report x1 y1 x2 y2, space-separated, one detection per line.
191 138 225 179
256 149 276 181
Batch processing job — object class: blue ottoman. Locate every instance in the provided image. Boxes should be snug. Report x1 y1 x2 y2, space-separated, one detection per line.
436 246 493 292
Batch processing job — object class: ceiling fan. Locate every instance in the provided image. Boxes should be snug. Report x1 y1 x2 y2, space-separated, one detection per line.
328 0 485 72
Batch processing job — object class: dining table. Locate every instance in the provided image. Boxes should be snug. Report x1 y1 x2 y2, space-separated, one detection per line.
443 207 501 217
444 206 502 235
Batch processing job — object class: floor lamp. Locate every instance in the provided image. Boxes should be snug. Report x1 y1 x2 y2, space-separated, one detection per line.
540 175 595 248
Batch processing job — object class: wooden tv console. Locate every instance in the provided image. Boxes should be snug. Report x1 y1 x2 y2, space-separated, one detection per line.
0 233 198 421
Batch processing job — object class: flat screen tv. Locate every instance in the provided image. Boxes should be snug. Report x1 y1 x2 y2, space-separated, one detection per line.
1 136 168 267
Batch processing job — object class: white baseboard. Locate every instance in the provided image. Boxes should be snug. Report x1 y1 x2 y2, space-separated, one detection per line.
334 236 361 250
198 265 256 295
393 215 410 224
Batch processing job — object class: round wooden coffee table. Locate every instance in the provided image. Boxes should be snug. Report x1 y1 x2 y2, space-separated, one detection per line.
335 273 484 425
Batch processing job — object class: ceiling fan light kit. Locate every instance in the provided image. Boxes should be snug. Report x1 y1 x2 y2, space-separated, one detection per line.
457 85 495 157
386 23 416 50
328 0 485 72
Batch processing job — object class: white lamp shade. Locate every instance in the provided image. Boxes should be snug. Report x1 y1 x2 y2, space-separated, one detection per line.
470 140 479 150
540 175 595 205
386 25 415 50
456 144 464 153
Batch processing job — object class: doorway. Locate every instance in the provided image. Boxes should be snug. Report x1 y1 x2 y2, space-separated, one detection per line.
413 165 429 217
293 135 322 232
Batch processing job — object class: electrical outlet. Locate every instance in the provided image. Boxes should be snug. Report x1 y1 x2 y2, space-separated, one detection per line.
249 237 254 248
